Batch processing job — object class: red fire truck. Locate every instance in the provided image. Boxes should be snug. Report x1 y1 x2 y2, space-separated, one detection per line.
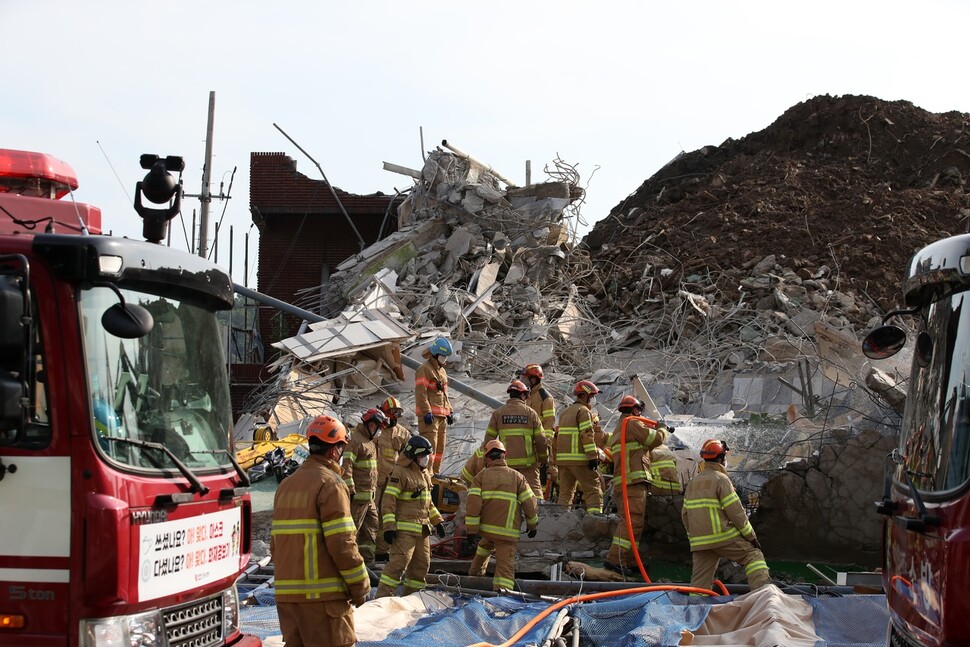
863 234 970 646
0 149 260 646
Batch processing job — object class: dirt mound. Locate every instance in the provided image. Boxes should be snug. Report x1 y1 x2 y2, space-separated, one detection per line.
583 94 970 320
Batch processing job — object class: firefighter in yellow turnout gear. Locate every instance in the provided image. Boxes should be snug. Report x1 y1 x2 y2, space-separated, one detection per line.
376 435 446 597
649 440 683 495
415 336 454 474
605 396 666 576
375 397 414 560
682 439 771 592
343 407 388 566
467 440 539 592
271 415 369 647
521 364 556 497
481 380 547 497
555 380 604 513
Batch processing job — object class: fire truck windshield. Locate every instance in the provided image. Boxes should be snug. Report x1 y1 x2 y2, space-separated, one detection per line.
899 290 970 493
81 284 233 473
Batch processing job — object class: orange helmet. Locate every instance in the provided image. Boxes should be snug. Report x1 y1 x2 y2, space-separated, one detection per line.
307 415 348 445
362 408 390 427
521 364 544 380
700 439 729 460
484 439 507 454
617 395 644 413
379 397 403 417
573 380 600 397
507 379 530 397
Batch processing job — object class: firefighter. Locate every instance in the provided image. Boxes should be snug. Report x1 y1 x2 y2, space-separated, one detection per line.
604 396 666 576
375 397 414 561
649 436 683 496
480 379 547 497
466 439 539 592
521 364 556 497
415 336 454 474
555 380 604 513
376 435 446 598
682 439 771 592
343 407 388 566
271 415 369 647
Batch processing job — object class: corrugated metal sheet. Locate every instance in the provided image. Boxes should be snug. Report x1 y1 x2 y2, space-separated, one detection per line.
272 309 414 363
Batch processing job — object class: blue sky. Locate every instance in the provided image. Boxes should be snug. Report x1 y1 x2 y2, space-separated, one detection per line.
5 1 968 287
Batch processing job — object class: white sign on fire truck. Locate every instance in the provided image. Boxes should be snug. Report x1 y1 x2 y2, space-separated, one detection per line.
137 507 242 602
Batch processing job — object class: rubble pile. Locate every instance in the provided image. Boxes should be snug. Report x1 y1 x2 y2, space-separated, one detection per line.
580 94 970 406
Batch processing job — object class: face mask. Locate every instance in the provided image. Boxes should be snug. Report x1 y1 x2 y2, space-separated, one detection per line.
372 429 382 440
417 455 430 468
588 396 597 406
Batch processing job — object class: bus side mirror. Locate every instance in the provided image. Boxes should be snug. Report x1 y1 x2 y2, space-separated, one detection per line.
862 325 908 360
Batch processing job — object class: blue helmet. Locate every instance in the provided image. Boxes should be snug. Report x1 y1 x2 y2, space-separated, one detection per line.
429 337 453 358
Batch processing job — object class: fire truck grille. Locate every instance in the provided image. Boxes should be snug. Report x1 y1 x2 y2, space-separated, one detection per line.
162 594 225 647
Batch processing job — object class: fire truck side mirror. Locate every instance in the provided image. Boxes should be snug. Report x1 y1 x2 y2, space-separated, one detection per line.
101 302 154 339
0 276 26 442
862 324 907 360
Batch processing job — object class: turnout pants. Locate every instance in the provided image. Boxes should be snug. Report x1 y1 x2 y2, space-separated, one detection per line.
515 464 543 498
419 416 447 474
468 536 519 592
351 497 378 566
277 599 355 647
606 481 647 569
376 529 430 598
375 477 391 555
556 464 603 513
689 537 771 592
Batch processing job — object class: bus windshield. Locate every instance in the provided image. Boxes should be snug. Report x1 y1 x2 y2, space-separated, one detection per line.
900 290 970 493
81 285 233 472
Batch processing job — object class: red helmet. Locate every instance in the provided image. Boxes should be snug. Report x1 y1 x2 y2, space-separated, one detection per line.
362 408 390 427
507 379 530 396
521 364 544 380
573 380 600 397
617 395 644 413
484 439 507 453
307 415 348 445
700 439 729 460
379 397 403 417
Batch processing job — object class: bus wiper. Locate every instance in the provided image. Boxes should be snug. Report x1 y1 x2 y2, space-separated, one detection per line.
889 449 940 532
104 436 209 496
193 448 251 488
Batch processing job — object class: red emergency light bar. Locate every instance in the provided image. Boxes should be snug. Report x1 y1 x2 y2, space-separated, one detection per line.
0 148 79 199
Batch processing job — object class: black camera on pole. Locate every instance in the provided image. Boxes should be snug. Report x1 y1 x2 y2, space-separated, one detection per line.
134 154 184 244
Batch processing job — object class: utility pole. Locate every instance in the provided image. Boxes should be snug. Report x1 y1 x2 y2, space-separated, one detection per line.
197 91 216 259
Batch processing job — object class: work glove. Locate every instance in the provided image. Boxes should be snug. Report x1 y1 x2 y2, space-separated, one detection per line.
423 412 434 425
446 414 455 425
353 589 370 607
466 533 480 545
383 530 397 545
587 459 598 471
750 538 763 551
527 528 537 538
435 523 446 538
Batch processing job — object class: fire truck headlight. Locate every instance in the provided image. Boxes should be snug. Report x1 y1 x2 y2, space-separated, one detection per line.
223 584 240 636
79 610 162 646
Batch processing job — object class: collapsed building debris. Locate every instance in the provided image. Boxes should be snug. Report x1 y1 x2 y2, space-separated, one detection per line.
245 95 970 575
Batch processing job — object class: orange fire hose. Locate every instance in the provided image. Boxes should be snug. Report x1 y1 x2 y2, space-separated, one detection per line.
465 584 721 647
618 415 654 583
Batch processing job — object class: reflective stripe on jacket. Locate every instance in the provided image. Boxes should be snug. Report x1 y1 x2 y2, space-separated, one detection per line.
649 443 682 493
343 425 378 502
483 398 547 468
415 359 451 417
270 455 369 603
466 458 539 540
681 461 756 551
555 401 598 465
381 456 443 534
608 414 665 486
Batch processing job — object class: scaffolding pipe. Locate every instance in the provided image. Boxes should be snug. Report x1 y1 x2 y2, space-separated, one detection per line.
232 283 505 409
